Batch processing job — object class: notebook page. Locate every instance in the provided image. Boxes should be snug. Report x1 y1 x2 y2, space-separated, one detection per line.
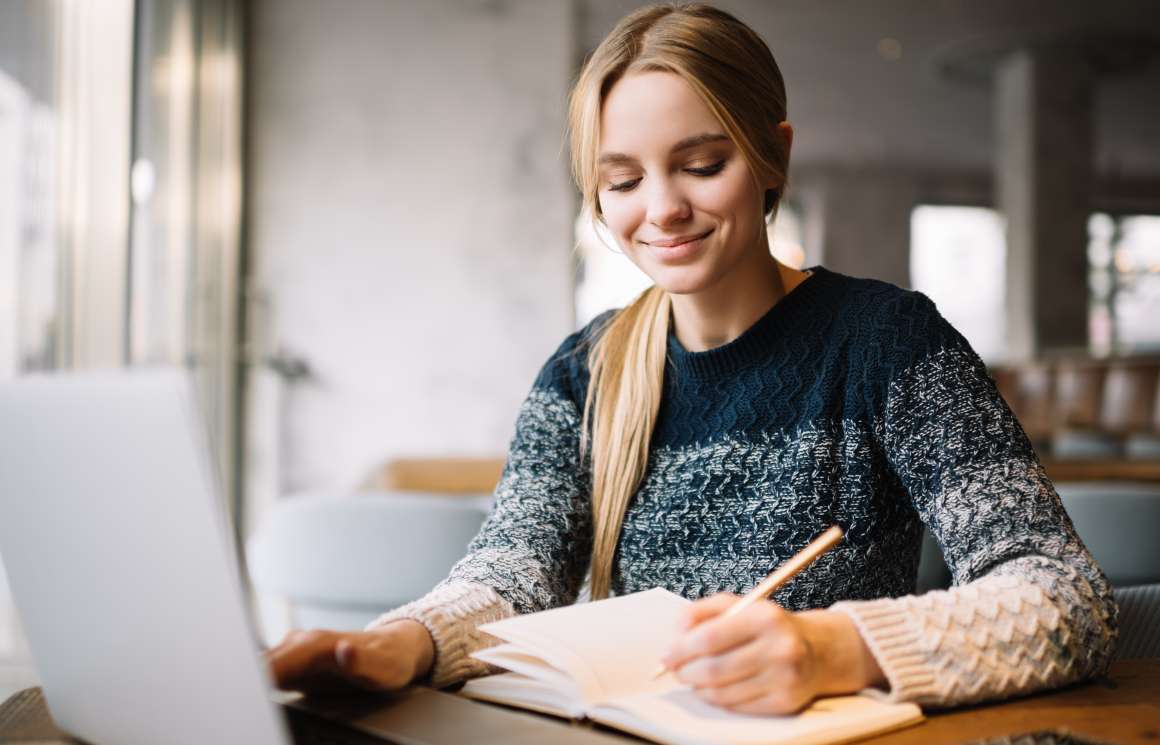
472 643 577 694
589 689 923 745
477 588 691 704
461 672 588 719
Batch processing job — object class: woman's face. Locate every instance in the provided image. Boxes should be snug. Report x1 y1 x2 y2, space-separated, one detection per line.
597 70 776 296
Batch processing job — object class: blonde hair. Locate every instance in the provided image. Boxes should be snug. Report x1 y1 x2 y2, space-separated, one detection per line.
569 3 791 599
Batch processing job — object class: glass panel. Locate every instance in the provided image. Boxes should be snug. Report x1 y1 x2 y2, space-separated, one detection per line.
129 0 245 529
1090 213 1160 355
0 0 62 699
129 0 198 367
910 205 1007 363
0 5 61 378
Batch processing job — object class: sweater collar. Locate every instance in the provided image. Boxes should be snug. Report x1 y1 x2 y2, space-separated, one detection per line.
666 266 839 379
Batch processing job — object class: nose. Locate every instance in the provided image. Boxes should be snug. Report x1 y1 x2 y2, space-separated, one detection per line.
645 178 691 228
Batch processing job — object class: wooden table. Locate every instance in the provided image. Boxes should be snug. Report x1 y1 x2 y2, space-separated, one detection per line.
860 659 1160 745
3 659 1158 745
1041 458 1160 483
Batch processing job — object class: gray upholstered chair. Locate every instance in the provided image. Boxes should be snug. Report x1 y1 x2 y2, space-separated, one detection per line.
1059 482 1160 660
1056 482 1160 587
1114 584 1160 659
246 492 489 636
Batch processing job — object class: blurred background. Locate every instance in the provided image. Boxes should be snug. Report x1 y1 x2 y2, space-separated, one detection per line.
1 0 1159 696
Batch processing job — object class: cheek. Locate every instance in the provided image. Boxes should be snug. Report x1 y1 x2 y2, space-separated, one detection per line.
691 169 760 218
600 197 644 246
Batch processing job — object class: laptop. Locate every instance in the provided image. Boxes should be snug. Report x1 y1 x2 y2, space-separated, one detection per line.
0 369 613 745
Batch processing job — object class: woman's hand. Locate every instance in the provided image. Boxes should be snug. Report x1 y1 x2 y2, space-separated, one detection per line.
266 619 435 695
659 594 886 715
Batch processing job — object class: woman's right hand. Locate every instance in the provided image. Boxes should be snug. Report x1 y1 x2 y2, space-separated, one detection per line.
266 619 435 694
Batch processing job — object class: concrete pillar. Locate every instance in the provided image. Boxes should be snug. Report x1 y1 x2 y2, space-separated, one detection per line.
996 49 1093 359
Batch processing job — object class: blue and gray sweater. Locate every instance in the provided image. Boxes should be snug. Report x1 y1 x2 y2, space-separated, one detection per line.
372 266 1117 707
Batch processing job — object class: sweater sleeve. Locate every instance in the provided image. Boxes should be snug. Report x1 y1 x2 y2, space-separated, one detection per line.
365 337 595 688
830 292 1118 708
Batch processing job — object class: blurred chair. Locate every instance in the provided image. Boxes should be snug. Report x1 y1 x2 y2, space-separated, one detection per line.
993 364 1053 450
1125 369 1160 460
1056 482 1160 587
915 528 952 593
1052 362 1119 459
247 492 489 633
1054 361 1107 430
1100 363 1158 435
379 456 505 494
1114 584 1160 659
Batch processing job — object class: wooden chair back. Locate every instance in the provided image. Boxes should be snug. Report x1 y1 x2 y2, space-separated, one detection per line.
380 457 506 495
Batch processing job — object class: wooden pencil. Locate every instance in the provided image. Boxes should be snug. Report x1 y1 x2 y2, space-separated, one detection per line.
652 524 846 679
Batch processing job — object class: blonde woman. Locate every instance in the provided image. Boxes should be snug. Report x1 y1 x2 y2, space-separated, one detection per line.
270 3 1116 713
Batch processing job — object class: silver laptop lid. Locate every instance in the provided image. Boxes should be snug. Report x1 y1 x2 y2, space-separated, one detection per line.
0 369 289 745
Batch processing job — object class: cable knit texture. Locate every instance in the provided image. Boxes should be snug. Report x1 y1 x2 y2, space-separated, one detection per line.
367 266 1117 707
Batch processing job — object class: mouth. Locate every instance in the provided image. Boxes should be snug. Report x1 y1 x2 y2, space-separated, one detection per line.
647 229 713 249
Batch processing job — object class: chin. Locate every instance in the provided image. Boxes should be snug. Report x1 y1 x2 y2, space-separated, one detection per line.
648 268 717 296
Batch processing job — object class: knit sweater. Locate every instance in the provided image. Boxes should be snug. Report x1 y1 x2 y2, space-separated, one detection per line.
369 266 1118 708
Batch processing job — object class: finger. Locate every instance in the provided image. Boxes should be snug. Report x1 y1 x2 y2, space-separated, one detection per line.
677 593 740 630
666 601 786 669
674 637 764 689
724 687 813 716
267 631 341 689
691 665 776 709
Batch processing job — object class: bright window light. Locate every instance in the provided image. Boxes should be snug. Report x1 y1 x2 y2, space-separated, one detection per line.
1089 212 1160 354
910 205 1007 363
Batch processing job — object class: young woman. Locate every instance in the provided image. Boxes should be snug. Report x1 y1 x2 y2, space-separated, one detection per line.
269 3 1116 713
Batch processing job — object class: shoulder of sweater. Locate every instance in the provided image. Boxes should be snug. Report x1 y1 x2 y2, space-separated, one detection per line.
818 270 973 381
823 272 949 342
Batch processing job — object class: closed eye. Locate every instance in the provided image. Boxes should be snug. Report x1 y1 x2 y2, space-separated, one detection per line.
686 160 725 177
606 158 725 192
608 177 642 192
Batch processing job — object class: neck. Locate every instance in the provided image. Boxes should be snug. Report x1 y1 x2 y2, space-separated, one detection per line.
670 250 791 353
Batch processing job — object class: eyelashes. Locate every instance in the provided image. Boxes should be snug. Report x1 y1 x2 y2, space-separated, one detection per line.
607 159 727 193
608 178 641 193
686 160 726 177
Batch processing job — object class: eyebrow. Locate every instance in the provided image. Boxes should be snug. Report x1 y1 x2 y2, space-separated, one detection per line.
597 132 730 166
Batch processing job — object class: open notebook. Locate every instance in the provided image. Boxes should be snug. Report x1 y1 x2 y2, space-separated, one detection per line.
460 588 923 745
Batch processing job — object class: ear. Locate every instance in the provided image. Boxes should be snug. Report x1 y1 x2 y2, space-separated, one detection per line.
778 120 794 154
763 121 794 191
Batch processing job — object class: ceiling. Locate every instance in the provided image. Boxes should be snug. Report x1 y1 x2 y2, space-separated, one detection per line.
579 0 1160 176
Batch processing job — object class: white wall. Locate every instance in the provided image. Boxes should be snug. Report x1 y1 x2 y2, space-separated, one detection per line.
247 0 577 497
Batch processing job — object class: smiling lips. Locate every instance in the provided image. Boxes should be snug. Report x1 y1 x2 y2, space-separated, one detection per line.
643 229 714 261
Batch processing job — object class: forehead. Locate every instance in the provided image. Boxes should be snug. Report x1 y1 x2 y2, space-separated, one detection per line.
599 70 724 157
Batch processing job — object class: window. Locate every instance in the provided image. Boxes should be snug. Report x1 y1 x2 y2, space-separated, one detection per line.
910 205 1007 362
1088 213 1160 355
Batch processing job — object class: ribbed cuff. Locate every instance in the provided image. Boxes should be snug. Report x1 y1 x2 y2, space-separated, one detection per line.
830 597 940 705
365 581 516 689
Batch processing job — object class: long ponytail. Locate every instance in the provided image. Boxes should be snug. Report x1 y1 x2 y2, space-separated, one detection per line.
581 286 671 599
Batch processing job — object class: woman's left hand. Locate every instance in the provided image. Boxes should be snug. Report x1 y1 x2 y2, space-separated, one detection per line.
658 593 886 715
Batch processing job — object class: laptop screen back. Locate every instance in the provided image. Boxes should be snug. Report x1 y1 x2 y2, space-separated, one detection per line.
0 369 288 745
